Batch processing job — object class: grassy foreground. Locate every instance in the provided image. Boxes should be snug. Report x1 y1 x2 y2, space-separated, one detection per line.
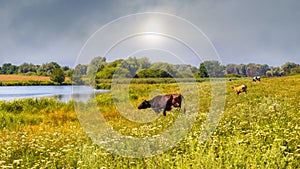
0 76 299 168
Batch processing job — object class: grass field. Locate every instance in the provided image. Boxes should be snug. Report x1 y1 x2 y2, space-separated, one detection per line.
0 74 71 86
0 74 51 81
0 75 299 168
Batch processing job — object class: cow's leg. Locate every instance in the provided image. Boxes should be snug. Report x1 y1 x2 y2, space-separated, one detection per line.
163 109 167 116
163 95 173 116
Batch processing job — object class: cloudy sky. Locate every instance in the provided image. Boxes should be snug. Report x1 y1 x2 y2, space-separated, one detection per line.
1 0 299 67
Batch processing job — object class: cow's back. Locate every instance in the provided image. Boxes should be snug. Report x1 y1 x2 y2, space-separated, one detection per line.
149 95 172 109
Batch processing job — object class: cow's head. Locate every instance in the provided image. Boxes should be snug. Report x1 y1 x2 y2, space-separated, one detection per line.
138 100 151 109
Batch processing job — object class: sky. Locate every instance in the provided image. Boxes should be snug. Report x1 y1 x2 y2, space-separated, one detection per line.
0 0 300 68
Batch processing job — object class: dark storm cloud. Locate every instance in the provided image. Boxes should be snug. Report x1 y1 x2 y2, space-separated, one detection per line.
0 0 299 67
177 0 300 66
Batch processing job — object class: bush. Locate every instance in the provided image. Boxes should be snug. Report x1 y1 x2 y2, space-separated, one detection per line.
50 68 65 84
95 83 111 89
225 74 241 78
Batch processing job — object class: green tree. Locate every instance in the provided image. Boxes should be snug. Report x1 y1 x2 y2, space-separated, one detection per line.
226 64 236 75
87 57 106 79
38 62 61 76
290 67 300 75
74 64 88 76
18 63 37 74
118 57 152 78
199 61 224 77
240 64 247 77
120 57 139 77
259 64 270 76
266 70 273 77
199 62 208 78
246 63 259 77
50 68 65 84
136 68 172 78
137 57 151 69
281 62 300 76
151 62 181 78
1 63 18 74
95 59 123 79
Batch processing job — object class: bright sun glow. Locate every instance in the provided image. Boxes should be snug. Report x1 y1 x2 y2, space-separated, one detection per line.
143 20 163 44
145 20 161 32
144 33 161 42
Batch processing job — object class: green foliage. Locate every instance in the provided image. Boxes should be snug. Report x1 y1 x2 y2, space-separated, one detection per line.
71 76 84 85
281 62 300 76
150 62 183 78
1 58 299 89
116 57 152 78
199 62 208 78
86 57 107 79
226 63 272 77
96 67 119 79
93 57 197 80
94 83 111 89
95 59 123 79
136 68 173 78
0 63 18 74
225 74 241 78
18 63 37 74
50 68 65 84
119 57 141 77
74 64 87 76
0 80 68 86
37 62 61 76
200 60 225 77
95 78 206 88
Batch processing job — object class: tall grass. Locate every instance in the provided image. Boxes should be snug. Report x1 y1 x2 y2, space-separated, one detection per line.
0 76 299 168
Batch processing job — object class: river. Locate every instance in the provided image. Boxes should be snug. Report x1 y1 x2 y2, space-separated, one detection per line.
0 85 109 102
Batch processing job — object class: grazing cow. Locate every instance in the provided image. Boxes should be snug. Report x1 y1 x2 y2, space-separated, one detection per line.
169 94 184 108
232 85 247 95
253 76 261 82
138 94 184 116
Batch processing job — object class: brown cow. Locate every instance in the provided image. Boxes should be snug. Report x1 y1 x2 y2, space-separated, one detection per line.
138 94 184 116
232 85 247 95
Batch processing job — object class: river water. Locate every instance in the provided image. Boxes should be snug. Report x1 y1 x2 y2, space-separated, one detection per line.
0 85 109 102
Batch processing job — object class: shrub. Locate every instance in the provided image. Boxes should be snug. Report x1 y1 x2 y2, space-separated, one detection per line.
50 68 65 84
225 74 241 78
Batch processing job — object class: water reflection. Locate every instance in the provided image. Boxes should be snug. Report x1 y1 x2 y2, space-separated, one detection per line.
0 86 109 102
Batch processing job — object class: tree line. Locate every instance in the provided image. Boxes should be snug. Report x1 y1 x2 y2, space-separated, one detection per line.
199 61 300 78
0 62 71 84
1 57 300 84
73 57 300 81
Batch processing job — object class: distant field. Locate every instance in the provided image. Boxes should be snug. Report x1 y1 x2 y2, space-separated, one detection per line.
0 74 70 82
0 74 50 81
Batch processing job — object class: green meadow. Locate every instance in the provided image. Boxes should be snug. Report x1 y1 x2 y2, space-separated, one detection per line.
0 75 299 168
